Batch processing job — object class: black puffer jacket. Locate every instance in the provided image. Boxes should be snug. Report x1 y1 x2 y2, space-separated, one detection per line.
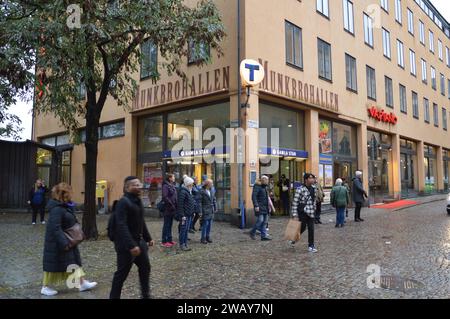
43 199 81 272
252 182 269 215
176 186 196 219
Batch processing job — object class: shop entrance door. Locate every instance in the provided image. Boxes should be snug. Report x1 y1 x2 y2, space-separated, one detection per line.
333 161 352 183
400 153 416 198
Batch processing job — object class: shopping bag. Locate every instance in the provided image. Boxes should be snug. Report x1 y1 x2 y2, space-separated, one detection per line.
284 219 301 242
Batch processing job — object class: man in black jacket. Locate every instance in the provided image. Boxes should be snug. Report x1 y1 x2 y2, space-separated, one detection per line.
110 176 154 299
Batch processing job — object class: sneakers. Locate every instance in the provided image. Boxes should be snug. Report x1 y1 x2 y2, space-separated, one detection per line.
249 232 256 240
288 241 296 248
161 242 173 248
180 245 192 251
169 241 177 245
308 246 318 253
32 222 36 225
201 239 208 244
41 286 58 296
206 238 213 243
79 280 98 292
41 221 46 225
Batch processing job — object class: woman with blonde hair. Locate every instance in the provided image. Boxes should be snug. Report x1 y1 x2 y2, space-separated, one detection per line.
41 183 97 296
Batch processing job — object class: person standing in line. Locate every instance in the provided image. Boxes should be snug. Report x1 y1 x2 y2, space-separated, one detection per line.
161 174 177 247
199 179 217 244
29 179 49 225
352 171 368 222
189 176 202 233
314 177 325 224
342 177 351 219
249 176 272 241
110 176 154 299
330 178 350 228
176 176 196 251
278 174 291 215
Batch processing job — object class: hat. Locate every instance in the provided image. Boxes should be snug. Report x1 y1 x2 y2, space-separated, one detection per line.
184 177 194 186
355 171 363 177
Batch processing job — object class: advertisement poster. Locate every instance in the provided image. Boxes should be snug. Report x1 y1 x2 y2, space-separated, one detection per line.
319 120 332 154
319 164 324 187
324 165 333 187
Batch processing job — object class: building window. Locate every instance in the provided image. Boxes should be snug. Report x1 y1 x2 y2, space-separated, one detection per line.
438 40 443 61
60 151 71 184
345 53 357 92
441 74 445 96
431 66 436 90
138 116 164 154
448 79 450 99
443 108 448 131
409 49 416 76
364 13 374 47
446 47 450 67
188 40 210 64
317 0 329 17
397 39 404 68
419 20 425 45
395 0 402 24
424 98 430 123
367 66 377 100
407 9 414 34
399 84 407 113
381 0 389 12
433 103 439 127
101 122 125 138
140 39 157 80
412 91 419 119
318 38 332 81
285 21 303 69
382 28 391 59
421 59 427 83
385 76 393 108
41 134 70 146
429 30 434 53
342 0 354 34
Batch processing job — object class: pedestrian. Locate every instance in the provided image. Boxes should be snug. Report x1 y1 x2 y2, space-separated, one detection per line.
352 171 368 222
291 173 318 253
342 177 351 218
330 178 349 228
266 195 276 234
161 173 177 247
199 179 217 244
249 175 272 241
28 179 49 225
176 176 196 251
41 183 97 296
278 174 291 215
189 176 202 233
110 176 154 299
314 177 325 224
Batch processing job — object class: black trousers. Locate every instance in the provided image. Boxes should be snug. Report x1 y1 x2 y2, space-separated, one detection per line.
31 205 45 223
191 212 200 230
354 202 362 220
315 202 322 221
299 213 315 247
110 240 151 299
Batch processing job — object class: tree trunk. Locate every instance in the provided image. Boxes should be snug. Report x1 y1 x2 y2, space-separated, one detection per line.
82 102 100 240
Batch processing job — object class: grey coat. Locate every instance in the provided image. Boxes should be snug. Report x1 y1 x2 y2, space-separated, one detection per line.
199 188 217 221
352 177 368 204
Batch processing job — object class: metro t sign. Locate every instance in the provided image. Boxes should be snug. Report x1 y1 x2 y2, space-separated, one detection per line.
368 106 398 125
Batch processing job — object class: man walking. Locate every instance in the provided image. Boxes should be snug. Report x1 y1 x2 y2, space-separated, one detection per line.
250 176 272 241
352 171 368 222
110 176 154 299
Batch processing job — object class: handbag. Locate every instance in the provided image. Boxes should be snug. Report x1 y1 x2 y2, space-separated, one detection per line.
284 219 301 242
64 223 85 248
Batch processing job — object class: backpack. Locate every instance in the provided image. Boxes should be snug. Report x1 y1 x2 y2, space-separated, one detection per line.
107 197 131 242
156 200 165 213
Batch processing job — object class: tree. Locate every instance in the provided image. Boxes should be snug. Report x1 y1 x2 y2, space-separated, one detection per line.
1 0 225 239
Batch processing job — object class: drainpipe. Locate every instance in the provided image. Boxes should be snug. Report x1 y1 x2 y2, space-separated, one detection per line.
237 0 244 228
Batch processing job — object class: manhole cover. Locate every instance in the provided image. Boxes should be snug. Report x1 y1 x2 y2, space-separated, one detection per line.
379 276 424 292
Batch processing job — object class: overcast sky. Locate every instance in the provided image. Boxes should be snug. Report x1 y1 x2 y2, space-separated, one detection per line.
5 0 450 141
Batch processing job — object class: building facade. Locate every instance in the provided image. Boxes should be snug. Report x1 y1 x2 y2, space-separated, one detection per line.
33 0 450 218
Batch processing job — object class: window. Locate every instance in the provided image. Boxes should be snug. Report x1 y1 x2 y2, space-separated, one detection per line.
438 40 443 61
102 122 125 138
443 108 448 131
382 28 391 59
429 30 434 53
448 79 450 99
421 59 427 83
188 40 210 64
318 38 332 81
364 13 374 47
385 76 393 107
431 66 436 90
345 53 357 91
441 74 445 96
433 103 439 127
366 66 376 100
76 80 86 100
60 151 71 184
285 21 303 69
419 20 425 45
407 9 414 34
424 98 430 123
446 47 450 67
317 0 329 17
395 0 402 24
381 0 389 12
412 91 419 119
56 134 70 146
140 39 157 79
138 116 163 153
409 49 416 75
399 84 407 113
342 0 354 34
41 137 56 147
397 39 404 68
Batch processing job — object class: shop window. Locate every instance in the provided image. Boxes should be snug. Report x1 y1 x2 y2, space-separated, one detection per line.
139 116 164 154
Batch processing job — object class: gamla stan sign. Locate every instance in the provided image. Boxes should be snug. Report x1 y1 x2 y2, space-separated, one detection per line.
257 59 339 113
132 66 230 111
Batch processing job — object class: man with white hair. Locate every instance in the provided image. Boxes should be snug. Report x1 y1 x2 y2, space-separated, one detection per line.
250 175 272 241
176 176 196 251
352 171 368 222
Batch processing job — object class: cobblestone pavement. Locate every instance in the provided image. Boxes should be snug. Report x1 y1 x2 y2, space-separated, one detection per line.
0 195 449 299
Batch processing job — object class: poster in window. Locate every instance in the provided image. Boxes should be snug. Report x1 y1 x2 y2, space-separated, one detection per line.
324 165 333 187
319 164 324 187
319 120 332 154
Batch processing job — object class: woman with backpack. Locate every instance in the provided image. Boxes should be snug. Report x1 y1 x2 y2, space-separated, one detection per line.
330 178 350 228
161 173 178 247
28 179 48 225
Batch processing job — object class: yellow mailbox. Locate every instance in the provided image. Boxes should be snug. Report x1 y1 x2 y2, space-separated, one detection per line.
96 180 108 198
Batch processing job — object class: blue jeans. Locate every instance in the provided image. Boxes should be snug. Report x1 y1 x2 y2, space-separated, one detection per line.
251 214 268 238
201 219 212 240
336 207 345 225
178 216 192 246
162 215 174 243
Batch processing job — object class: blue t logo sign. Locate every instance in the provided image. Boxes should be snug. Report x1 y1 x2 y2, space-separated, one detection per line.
245 63 260 81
